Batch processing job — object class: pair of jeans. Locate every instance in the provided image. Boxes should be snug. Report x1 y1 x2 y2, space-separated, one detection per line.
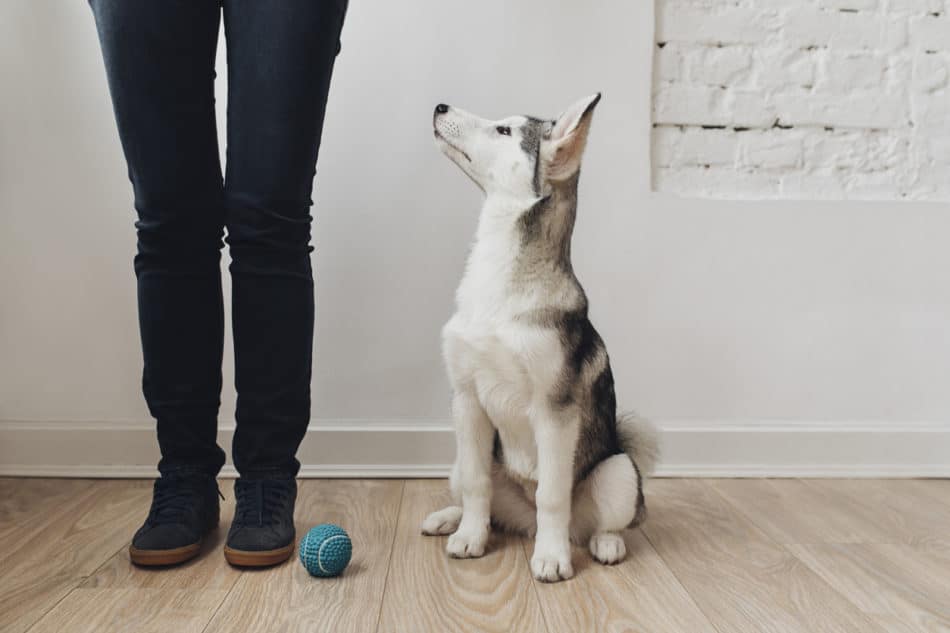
88 0 347 478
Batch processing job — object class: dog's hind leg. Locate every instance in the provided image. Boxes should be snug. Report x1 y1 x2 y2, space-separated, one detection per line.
422 506 463 535
423 464 536 537
490 466 537 536
570 453 642 565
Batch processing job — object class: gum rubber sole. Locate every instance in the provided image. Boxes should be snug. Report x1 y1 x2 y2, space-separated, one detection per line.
129 542 202 567
224 543 295 567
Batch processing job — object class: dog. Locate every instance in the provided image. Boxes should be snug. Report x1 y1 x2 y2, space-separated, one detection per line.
422 94 659 582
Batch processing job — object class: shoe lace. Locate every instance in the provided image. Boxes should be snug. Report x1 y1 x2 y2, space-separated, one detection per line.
148 477 221 525
234 480 292 527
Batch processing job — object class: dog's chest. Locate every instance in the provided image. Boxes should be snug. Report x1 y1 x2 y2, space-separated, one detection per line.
444 318 531 414
443 317 553 481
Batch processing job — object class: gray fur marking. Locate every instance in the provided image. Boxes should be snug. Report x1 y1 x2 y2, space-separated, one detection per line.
519 117 548 196
507 168 625 484
514 171 580 282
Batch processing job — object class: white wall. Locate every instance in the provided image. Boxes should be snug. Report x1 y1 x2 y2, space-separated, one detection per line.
653 0 950 199
1 1 948 476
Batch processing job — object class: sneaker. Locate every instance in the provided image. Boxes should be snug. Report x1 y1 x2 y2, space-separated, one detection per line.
224 477 297 567
129 474 221 566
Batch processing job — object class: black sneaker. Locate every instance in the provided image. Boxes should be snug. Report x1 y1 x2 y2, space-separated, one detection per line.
129 474 221 566
224 477 297 567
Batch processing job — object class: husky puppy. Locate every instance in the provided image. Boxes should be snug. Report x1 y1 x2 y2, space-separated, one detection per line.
423 94 659 582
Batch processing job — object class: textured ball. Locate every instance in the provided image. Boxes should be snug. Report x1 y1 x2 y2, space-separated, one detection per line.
299 524 352 577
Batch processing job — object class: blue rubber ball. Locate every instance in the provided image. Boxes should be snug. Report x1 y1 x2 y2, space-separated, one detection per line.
299 524 352 577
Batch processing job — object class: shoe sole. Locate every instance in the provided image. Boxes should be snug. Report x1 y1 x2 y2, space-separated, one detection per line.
129 541 202 567
224 543 295 567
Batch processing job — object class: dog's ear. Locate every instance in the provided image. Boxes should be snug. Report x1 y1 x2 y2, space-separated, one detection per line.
543 93 601 181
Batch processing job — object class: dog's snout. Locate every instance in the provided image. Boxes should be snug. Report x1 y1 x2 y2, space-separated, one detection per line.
435 103 450 115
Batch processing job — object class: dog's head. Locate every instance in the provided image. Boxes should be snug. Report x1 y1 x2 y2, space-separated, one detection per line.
433 93 601 199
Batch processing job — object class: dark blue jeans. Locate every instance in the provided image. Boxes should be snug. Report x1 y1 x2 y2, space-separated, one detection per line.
89 0 347 478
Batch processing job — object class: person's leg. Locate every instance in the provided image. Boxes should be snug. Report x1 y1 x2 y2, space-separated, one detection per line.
223 0 347 479
88 0 225 565
220 0 346 567
89 0 227 477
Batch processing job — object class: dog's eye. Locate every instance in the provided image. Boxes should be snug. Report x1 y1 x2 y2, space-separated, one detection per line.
496 126 511 136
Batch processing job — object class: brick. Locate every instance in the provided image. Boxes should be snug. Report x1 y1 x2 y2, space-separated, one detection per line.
756 48 818 88
817 52 888 92
801 130 911 172
861 132 911 169
883 55 914 91
686 46 754 85
910 90 950 129
652 127 681 166
803 132 866 167
739 131 804 168
837 12 908 49
675 128 741 166
845 170 916 197
913 54 950 91
887 0 944 12
654 84 776 127
657 4 778 44
784 9 907 49
928 136 950 161
653 85 725 125
727 91 780 126
819 0 879 9
780 170 847 198
774 91 909 128
654 166 781 198
912 165 950 198
654 45 683 82
755 0 800 8
910 15 950 50
783 8 841 47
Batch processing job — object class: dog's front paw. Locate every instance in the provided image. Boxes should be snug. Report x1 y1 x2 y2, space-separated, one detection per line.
531 541 574 582
446 523 489 558
589 532 626 565
422 506 463 536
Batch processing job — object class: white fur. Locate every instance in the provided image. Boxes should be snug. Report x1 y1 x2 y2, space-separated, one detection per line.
421 505 462 536
618 412 660 478
571 454 641 564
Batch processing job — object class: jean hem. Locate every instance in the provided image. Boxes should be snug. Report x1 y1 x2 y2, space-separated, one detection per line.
158 464 222 478
236 469 298 480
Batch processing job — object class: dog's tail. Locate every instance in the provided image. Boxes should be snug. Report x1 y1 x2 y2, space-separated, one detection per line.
617 412 660 479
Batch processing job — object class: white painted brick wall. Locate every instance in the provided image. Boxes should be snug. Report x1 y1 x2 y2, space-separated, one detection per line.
652 0 950 199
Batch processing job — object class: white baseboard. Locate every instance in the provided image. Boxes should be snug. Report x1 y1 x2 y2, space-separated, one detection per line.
0 419 948 478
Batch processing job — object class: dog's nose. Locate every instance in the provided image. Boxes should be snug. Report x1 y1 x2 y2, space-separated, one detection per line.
435 103 449 115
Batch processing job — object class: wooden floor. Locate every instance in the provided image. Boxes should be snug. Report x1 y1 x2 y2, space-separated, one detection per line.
1 478 948 633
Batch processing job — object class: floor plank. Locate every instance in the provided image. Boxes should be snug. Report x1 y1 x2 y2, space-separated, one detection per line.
529 529 718 633
25 588 229 633
0 479 97 565
711 479 950 546
0 480 152 633
0 478 94 527
802 479 950 546
788 542 950 633
709 478 899 545
642 479 890 633
203 479 403 633
377 479 548 633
